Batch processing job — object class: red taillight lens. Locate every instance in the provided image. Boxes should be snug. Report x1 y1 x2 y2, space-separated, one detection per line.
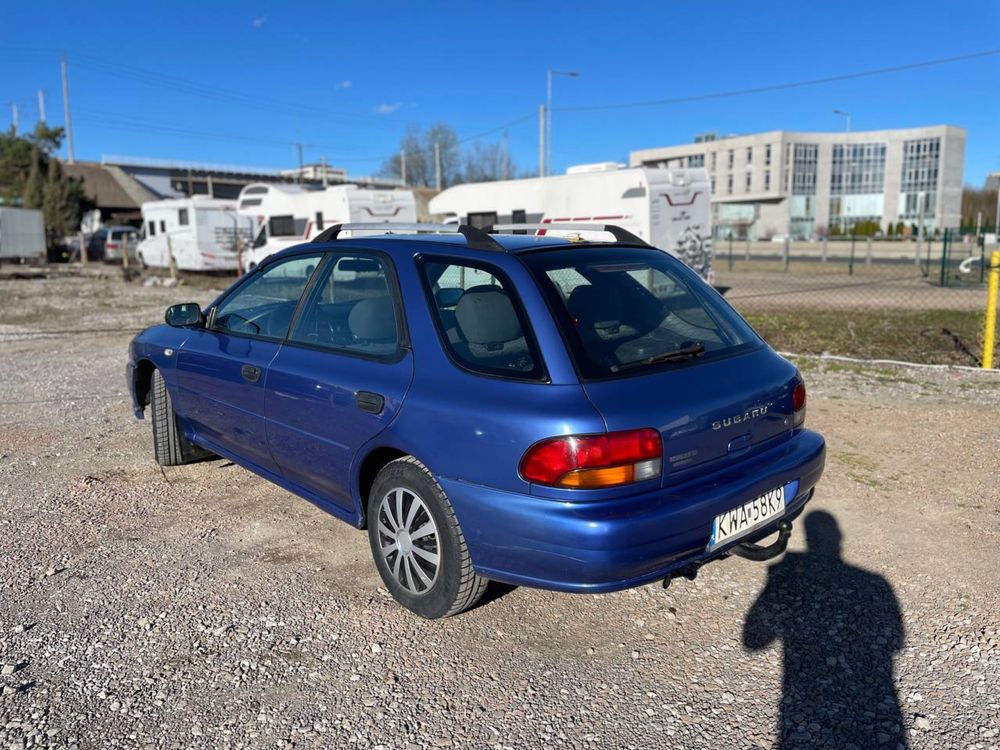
792 382 806 411
106 242 119 249
519 428 662 488
792 382 806 427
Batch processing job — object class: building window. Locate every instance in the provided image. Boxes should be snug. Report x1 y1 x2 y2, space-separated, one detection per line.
745 172 752 192
746 147 753 164
764 170 771 191
830 142 886 196
147 221 156 236
899 137 941 219
727 150 734 169
765 145 772 166
178 209 189 226
315 211 324 231
710 152 717 171
791 144 819 196
710 176 716 193
687 154 704 168
726 174 733 194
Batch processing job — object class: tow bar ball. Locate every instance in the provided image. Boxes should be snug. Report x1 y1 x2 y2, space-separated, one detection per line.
662 520 793 589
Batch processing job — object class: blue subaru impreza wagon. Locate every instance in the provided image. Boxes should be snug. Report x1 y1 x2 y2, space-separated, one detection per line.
127 223 825 618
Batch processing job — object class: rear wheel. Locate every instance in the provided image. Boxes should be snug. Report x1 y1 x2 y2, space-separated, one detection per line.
150 369 212 466
367 456 487 618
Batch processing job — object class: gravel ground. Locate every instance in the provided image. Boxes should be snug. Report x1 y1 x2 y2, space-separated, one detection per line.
1 275 998 750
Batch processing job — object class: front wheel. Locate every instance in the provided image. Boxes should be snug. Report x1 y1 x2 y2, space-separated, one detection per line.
367 456 487 618
150 369 213 466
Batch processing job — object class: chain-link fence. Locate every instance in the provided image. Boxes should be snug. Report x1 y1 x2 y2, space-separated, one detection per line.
713 231 993 366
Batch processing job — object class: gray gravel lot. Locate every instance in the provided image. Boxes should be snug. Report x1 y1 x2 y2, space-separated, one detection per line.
1 274 999 750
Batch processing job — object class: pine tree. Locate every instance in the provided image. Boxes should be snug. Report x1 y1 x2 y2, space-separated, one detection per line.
22 147 45 209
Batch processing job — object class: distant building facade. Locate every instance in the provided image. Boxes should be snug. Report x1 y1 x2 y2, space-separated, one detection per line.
630 125 965 239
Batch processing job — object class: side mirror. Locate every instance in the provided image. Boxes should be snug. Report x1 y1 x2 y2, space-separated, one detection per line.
165 303 205 328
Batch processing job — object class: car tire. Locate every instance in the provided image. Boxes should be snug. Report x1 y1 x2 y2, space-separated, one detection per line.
367 456 488 619
150 368 212 466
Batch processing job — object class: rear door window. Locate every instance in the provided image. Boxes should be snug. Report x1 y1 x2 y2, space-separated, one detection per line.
289 254 401 359
524 247 758 379
419 258 543 380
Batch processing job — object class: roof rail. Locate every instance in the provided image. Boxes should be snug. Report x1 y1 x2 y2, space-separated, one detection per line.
489 222 649 246
311 222 505 251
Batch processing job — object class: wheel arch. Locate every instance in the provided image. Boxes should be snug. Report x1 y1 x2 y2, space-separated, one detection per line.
355 446 411 528
134 358 157 410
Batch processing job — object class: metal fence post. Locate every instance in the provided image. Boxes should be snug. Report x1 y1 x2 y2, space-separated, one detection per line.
744 237 751 263
848 235 856 276
865 236 872 266
728 236 734 271
939 230 949 287
782 235 790 272
983 250 1000 369
821 237 828 263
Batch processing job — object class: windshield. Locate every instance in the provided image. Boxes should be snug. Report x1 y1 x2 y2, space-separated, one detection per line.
523 247 759 379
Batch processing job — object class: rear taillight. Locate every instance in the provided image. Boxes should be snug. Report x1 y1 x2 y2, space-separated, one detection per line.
106 241 119 249
519 428 662 488
792 381 806 428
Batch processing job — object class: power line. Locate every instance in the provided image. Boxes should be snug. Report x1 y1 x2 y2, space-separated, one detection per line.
555 48 1000 112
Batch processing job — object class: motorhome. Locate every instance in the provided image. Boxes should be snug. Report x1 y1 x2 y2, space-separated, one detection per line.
137 198 253 272
429 163 714 280
237 183 418 269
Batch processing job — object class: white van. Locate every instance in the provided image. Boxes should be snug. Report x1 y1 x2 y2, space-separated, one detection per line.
428 163 714 280
237 183 418 269
137 198 253 272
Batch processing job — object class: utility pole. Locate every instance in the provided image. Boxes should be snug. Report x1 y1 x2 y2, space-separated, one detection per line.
994 190 1000 245
295 143 304 184
502 128 509 180
61 53 75 163
434 142 441 190
546 69 580 177
10 103 17 135
400 149 407 185
37 90 46 123
538 104 545 178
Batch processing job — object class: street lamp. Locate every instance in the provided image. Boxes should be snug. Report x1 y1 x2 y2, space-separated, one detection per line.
833 110 852 234
546 69 580 176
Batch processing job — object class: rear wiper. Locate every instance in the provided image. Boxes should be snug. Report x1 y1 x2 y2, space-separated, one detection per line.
610 341 706 373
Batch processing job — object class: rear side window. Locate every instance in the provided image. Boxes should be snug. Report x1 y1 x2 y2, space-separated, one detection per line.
178 209 189 226
524 248 758 379
289 254 400 359
420 258 542 380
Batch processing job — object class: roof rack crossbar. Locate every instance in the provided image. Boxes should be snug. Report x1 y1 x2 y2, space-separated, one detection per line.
489 222 649 246
310 222 505 251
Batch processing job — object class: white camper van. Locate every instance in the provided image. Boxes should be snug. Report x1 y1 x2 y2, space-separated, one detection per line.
137 197 253 272
429 163 714 280
237 183 418 269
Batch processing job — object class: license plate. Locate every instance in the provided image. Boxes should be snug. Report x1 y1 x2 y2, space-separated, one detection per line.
707 485 787 551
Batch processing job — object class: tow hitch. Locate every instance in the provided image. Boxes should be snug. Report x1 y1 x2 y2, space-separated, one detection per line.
729 519 793 562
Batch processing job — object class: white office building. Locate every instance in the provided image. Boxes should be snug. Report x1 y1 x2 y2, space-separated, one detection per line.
630 125 965 239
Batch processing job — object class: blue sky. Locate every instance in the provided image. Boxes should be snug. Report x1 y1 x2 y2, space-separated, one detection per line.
2 1 999 183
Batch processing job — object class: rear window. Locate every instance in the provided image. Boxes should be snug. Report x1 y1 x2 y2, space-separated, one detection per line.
523 247 758 379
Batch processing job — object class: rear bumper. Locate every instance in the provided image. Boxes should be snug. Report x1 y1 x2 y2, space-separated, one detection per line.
439 429 825 593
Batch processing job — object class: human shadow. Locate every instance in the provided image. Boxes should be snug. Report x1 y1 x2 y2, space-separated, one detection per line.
743 510 907 749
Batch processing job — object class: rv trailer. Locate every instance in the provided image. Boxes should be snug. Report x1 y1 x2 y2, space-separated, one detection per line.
136 197 253 272
428 163 714 280
236 183 418 269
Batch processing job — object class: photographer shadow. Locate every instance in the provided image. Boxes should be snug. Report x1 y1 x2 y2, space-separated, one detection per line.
743 510 907 749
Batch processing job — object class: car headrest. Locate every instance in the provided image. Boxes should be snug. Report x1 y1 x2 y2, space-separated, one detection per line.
455 285 523 345
348 297 396 341
567 284 622 328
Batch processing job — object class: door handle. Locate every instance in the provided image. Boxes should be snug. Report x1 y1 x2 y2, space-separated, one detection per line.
240 364 261 383
355 391 385 414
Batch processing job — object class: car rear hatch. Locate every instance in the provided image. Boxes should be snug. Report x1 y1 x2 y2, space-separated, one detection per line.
581 346 798 485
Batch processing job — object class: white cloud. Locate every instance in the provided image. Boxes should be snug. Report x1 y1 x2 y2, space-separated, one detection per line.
335 80 352 90
373 102 402 115
252 15 267 28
